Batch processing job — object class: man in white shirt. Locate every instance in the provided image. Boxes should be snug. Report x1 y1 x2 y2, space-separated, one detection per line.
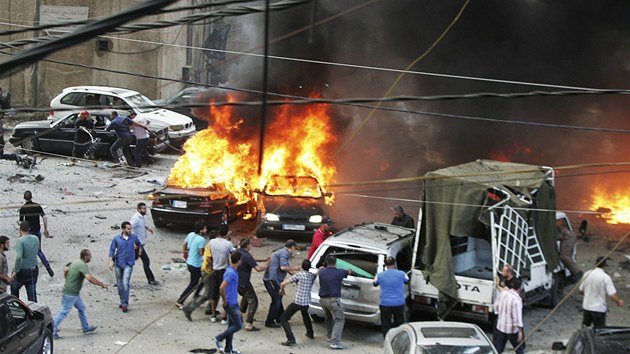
130 112 151 168
208 225 235 322
579 256 624 327
493 277 524 354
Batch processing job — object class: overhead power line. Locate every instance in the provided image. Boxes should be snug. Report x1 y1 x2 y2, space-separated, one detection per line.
0 0 179 78
0 0 259 37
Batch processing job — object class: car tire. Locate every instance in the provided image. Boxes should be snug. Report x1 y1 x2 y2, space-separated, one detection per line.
547 272 565 308
107 145 123 162
153 219 167 228
41 327 53 354
310 313 324 323
403 299 412 323
21 135 40 152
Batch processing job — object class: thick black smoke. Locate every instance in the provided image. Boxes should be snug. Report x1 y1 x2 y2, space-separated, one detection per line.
202 0 630 225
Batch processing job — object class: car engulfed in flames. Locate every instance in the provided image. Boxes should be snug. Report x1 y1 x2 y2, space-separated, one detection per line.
255 175 331 237
149 91 338 230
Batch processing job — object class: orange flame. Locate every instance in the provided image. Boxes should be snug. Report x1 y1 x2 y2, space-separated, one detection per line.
590 186 630 224
167 94 337 205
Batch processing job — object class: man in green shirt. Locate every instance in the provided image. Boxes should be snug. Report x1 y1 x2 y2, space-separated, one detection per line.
10 221 40 302
52 249 107 339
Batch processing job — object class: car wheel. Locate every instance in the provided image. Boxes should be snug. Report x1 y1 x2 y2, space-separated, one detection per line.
107 145 123 162
547 272 565 308
403 299 412 323
41 327 53 354
21 135 40 152
310 313 324 323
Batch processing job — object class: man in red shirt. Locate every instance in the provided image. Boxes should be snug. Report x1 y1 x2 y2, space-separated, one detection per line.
307 218 334 259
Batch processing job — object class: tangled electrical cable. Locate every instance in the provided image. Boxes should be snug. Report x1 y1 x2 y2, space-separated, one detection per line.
0 0 312 77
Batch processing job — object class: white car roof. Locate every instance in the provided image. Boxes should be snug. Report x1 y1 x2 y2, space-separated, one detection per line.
61 86 141 97
322 222 413 252
407 321 493 348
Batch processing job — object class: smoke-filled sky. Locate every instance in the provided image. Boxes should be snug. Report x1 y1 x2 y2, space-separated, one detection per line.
204 0 630 226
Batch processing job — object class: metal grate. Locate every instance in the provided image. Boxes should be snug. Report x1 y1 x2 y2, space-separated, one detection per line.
494 205 529 278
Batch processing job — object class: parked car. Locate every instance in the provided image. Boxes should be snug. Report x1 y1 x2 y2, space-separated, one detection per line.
154 87 208 130
384 321 498 354
308 222 414 325
552 327 630 354
9 111 169 160
149 183 252 229
47 86 196 146
255 175 331 237
0 293 54 354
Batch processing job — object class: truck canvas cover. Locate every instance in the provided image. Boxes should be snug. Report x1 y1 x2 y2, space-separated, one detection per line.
420 159 559 299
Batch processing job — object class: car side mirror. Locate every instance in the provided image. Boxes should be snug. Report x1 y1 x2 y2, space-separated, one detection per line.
551 341 566 350
32 311 45 321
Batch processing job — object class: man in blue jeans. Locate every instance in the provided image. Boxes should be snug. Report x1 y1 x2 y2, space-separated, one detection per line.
53 249 108 339
11 221 40 302
108 221 142 312
214 251 243 354
262 240 299 328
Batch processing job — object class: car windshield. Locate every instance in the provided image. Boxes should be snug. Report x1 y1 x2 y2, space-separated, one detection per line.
264 176 322 198
125 93 158 113
416 345 495 354
316 247 379 279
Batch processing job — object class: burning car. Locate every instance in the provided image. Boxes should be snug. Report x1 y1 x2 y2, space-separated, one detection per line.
255 175 331 237
149 183 251 228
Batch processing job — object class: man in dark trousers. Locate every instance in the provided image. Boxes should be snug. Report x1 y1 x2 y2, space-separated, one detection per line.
579 256 624 327
390 206 414 228
373 256 409 337
11 221 40 302
19 190 54 277
263 240 300 328
493 277 525 354
279 259 317 346
319 254 353 350
236 238 268 331
71 110 95 164
106 111 134 165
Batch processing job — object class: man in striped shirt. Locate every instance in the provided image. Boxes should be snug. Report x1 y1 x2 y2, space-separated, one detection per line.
493 277 524 354
279 259 317 346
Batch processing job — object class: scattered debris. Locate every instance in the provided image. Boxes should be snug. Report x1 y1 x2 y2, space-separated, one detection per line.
171 257 185 263
161 264 171 271
7 173 44 183
52 209 66 215
114 341 128 346
61 188 75 195
189 349 217 353
94 191 104 196
94 215 107 220
110 224 120 230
